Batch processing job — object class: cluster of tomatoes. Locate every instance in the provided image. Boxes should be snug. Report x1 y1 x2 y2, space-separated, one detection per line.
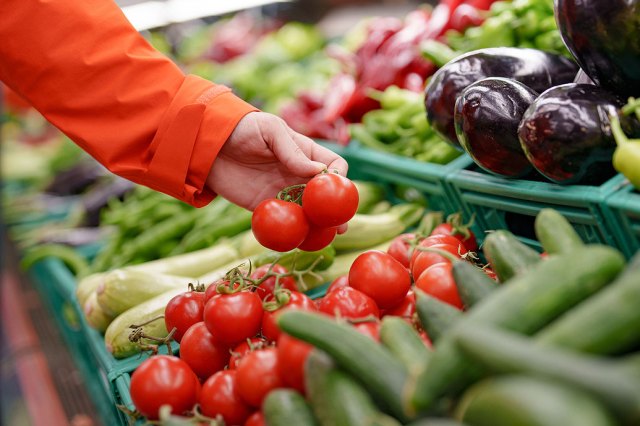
251 173 359 252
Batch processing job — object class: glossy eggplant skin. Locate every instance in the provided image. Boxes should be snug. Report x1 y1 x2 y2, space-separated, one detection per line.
518 84 624 185
424 47 578 148
454 78 539 177
555 0 640 97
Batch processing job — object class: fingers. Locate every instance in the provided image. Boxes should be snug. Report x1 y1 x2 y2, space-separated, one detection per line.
286 127 349 177
336 223 348 234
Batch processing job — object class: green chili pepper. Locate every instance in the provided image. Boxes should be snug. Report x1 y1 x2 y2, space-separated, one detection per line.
611 115 640 189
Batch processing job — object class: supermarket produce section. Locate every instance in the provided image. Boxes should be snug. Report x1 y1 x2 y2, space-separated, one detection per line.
2 0 640 425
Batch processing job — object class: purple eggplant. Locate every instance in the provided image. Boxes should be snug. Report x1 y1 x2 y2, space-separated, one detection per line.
555 0 640 97
424 47 578 148
517 83 636 185
454 77 539 177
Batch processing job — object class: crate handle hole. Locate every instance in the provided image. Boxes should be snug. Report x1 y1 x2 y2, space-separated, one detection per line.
503 212 537 241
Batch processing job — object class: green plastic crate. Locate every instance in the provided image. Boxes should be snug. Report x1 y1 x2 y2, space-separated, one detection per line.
446 165 626 251
603 181 640 258
346 142 473 214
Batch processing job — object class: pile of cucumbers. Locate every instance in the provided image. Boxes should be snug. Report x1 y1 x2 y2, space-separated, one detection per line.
269 208 640 426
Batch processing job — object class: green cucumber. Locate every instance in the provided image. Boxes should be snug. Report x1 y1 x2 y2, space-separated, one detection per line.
380 316 432 377
411 245 625 413
305 350 400 426
405 419 468 426
455 326 640 425
415 290 463 344
483 230 541 281
96 269 192 317
263 389 317 426
354 181 386 214
104 288 183 359
456 376 618 426
452 262 498 308
279 311 412 420
83 292 114 333
534 208 584 255
536 255 640 354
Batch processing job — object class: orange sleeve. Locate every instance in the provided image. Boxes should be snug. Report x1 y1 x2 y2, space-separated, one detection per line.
0 0 258 207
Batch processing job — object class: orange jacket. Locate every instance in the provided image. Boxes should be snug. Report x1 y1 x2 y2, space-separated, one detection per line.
0 0 258 207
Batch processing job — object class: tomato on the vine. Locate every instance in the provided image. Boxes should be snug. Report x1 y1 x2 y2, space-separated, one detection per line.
179 322 230 381
415 262 463 309
298 225 337 252
411 243 462 280
326 275 349 293
245 412 266 426
236 348 284 407
353 321 381 341
229 337 267 370
302 173 359 227
276 333 313 394
204 291 263 345
261 291 316 342
252 199 309 252
164 291 205 342
431 219 478 252
382 289 416 319
130 355 199 420
318 287 380 319
250 264 298 301
349 250 411 309
387 233 417 268
200 370 252 425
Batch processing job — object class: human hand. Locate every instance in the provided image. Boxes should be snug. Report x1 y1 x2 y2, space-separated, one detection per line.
206 111 349 211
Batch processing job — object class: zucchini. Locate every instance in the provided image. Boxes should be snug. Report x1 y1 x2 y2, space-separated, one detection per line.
405 420 468 426
411 245 625 413
96 269 192 317
76 272 107 307
380 316 432 377
354 181 386 214
456 376 618 426
452 262 498 308
534 208 584 255
83 292 114 333
279 311 412 420
536 255 640 354
305 350 400 426
263 389 317 426
333 204 424 251
104 288 183 359
483 230 541 281
415 290 463 344
455 326 640 425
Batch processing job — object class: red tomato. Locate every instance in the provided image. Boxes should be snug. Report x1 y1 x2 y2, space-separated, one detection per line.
484 267 498 280
261 291 316 342
236 348 284 407
415 263 463 309
204 280 242 303
318 287 380 319
353 321 381 341
164 291 205 343
250 264 298 301
326 275 349 293
179 322 230 381
410 234 468 265
349 250 411 309
204 291 263 345
382 289 416 319
302 173 359 227
252 199 309 252
387 233 417 268
229 337 267 370
130 355 199 420
431 222 478 252
420 330 433 349
277 333 313 393
200 370 252 425
298 225 337 252
245 412 266 426
411 243 462 280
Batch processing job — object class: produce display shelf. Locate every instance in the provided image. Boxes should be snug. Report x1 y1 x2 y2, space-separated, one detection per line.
345 141 474 215
602 181 640 259
446 165 626 251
